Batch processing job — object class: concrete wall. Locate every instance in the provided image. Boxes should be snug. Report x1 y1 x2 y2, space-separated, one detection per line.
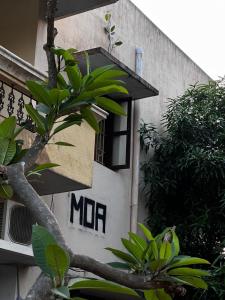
52 0 211 234
54 0 210 125
37 121 96 190
0 266 17 299
0 0 40 64
43 162 131 263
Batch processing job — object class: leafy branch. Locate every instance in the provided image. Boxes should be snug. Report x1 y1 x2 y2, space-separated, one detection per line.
104 12 123 54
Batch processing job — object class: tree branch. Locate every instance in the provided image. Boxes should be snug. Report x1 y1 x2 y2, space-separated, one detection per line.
25 273 53 300
7 163 66 249
6 163 185 299
22 135 49 173
44 0 58 88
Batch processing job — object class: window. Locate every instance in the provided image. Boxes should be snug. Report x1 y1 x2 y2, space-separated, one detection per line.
94 99 132 170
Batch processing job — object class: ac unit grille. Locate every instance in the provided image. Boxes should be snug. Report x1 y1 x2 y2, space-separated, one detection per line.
9 205 36 245
0 202 4 238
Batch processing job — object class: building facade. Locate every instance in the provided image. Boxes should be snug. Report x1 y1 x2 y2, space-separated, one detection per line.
0 0 211 299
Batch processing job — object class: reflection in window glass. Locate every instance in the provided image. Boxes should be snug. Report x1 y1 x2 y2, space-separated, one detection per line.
112 135 127 166
113 102 128 132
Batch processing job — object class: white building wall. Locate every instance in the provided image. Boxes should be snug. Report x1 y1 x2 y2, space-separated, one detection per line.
43 162 132 263
1 0 212 298
52 0 211 237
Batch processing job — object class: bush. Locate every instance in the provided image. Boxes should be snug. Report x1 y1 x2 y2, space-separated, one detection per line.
140 81 225 299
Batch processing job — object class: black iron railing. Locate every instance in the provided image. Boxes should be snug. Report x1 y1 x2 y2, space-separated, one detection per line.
0 80 34 128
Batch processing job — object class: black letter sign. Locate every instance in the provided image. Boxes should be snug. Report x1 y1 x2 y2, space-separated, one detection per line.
83 198 95 229
70 194 107 234
70 194 84 225
95 203 107 234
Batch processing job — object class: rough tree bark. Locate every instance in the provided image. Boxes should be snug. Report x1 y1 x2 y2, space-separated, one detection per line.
4 0 186 299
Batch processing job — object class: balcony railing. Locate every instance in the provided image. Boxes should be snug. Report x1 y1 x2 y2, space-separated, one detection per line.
0 79 35 129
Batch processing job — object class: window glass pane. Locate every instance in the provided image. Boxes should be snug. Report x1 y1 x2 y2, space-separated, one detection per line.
112 135 127 166
113 102 128 132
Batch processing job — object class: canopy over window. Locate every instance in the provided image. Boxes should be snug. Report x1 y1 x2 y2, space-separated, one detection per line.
41 0 119 19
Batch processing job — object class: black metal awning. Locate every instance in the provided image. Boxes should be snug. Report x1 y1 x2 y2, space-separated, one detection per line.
41 0 119 19
76 47 159 101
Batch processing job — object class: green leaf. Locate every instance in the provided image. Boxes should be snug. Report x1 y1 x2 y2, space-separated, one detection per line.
80 107 99 132
0 117 17 139
87 75 126 90
128 232 148 252
115 41 123 46
138 224 159 260
49 89 70 105
0 138 16 165
138 223 154 240
171 229 180 256
105 247 137 265
141 242 152 260
54 142 75 147
52 287 70 299
90 69 127 83
46 109 57 131
149 259 168 272
90 65 114 77
168 267 210 277
95 97 126 116
145 289 172 300
121 238 142 261
4 141 16 165
25 104 47 135
105 13 111 21
0 184 13 199
77 85 128 101
156 289 172 300
168 257 210 269
32 225 57 278
59 98 95 115
87 79 126 91
31 163 60 173
144 290 158 300
65 65 82 93
26 81 51 106
171 275 208 289
69 279 139 297
57 73 68 89
45 244 70 283
52 47 77 66
63 114 83 123
53 120 82 136
159 241 172 261
107 262 130 270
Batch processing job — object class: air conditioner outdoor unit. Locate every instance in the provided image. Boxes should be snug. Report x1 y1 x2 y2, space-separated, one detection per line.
0 200 36 246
